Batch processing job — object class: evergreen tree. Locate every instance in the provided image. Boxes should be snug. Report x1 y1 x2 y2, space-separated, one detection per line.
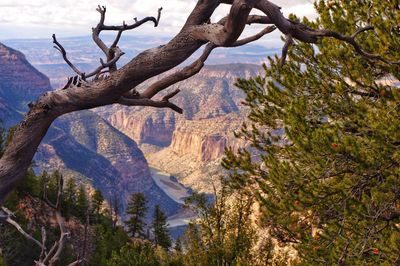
0 125 5 157
111 193 121 229
41 170 61 202
125 193 148 238
106 240 161 266
152 205 171 250
182 183 257 265
180 223 206 266
76 184 89 222
38 171 50 198
223 0 400 264
91 189 104 222
63 178 77 219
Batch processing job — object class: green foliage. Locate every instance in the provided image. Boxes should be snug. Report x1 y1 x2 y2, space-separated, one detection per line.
89 225 130 266
0 162 130 265
223 1 400 265
125 193 148 238
0 255 5 266
152 205 172 250
76 184 89 222
63 177 77 219
0 223 41 266
15 168 41 197
91 189 104 220
106 240 161 266
181 183 259 266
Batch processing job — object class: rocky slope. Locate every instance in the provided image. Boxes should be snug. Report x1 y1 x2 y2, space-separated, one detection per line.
0 42 179 218
98 64 259 192
3 36 279 89
0 43 51 127
35 111 180 217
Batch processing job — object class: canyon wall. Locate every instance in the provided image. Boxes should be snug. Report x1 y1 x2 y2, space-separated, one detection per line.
147 114 247 192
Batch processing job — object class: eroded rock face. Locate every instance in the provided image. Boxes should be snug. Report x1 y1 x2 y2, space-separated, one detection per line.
147 114 247 192
170 115 245 162
107 109 176 146
0 43 51 110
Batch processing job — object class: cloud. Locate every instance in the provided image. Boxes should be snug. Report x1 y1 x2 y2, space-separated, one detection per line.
0 0 316 42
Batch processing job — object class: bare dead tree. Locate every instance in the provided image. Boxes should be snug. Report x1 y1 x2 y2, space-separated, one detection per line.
0 0 398 205
0 175 82 266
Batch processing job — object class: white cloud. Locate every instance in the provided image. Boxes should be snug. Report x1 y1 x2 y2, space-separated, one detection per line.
0 0 316 44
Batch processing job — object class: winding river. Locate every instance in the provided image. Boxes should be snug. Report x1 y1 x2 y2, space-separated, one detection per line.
149 167 197 228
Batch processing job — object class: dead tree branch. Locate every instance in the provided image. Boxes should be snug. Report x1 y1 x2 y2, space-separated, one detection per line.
137 25 275 100
0 207 46 251
309 26 400 65
52 35 83 77
0 175 81 266
118 89 183 114
253 1 400 65
280 34 293 66
91 5 163 74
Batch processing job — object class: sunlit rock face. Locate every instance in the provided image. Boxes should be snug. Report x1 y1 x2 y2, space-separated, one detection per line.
170 115 245 162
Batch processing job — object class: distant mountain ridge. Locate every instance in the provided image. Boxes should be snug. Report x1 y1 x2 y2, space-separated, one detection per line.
2 35 279 88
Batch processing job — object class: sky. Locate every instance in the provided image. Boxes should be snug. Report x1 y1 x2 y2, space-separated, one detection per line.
0 0 316 47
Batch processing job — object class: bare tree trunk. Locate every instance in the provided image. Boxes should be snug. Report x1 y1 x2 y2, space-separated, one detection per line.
0 109 56 203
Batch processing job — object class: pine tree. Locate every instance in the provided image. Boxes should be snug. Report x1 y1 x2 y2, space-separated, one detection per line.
182 183 257 265
106 240 161 266
223 0 400 264
0 126 5 157
63 178 77 219
91 189 104 222
152 205 171 250
110 193 121 229
76 184 89 222
125 193 148 238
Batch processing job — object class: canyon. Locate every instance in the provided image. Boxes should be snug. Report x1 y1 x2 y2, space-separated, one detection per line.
1 36 267 225
97 63 258 192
